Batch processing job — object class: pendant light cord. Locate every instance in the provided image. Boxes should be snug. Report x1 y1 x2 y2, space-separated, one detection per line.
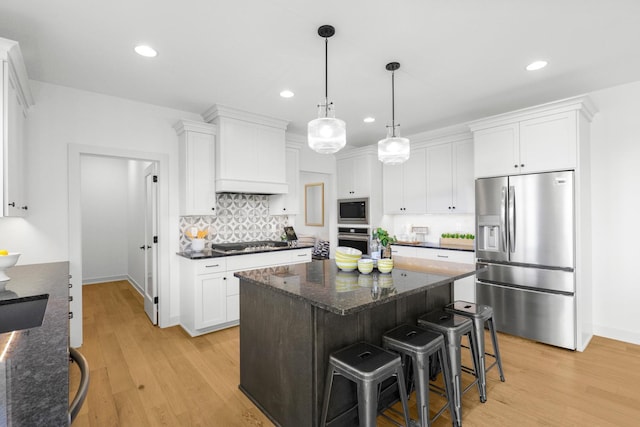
324 37 329 117
391 70 396 137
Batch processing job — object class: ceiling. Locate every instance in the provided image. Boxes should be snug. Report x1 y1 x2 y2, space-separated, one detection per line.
1 0 639 147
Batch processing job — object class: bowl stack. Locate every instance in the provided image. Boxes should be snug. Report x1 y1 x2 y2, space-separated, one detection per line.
335 246 362 271
377 258 394 273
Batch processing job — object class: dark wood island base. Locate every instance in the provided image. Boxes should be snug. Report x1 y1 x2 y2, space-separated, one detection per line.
236 258 480 427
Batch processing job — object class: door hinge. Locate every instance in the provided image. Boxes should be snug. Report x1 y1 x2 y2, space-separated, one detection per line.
153 175 158 183
153 236 158 243
154 297 158 304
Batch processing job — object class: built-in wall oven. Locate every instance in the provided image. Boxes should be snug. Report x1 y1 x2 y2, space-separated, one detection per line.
337 227 370 255
338 198 369 225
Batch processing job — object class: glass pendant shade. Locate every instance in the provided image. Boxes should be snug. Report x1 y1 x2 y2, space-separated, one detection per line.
308 102 346 154
378 127 410 165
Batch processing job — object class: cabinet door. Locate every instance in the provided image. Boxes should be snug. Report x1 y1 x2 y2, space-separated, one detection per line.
178 128 216 216
336 157 355 198
403 148 427 213
256 125 287 185
452 140 474 213
473 124 519 178
3 62 27 217
196 273 227 329
269 147 299 214
382 162 404 214
352 156 372 198
519 112 576 173
426 144 453 214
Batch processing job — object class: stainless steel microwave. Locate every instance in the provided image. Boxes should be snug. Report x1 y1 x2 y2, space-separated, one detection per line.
338 198 369 224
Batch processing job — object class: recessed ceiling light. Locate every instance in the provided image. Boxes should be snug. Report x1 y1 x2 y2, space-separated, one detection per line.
526 60 548 71
134 45 158 58
363 117 375 123
280 90 294 98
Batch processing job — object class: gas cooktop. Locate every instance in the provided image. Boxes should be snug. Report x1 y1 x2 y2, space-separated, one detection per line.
209 240 288 254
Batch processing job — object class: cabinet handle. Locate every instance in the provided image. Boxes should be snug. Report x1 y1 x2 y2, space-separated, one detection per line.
297 253 307 257
206 264 220 268
514 164 518 168
520 164 525 168
8 202 15 207
452 206 456 210
21 206 28 210
211 207 215 211
437 254 449 258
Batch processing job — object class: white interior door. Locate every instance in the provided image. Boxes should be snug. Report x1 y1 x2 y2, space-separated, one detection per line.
144 163 159 324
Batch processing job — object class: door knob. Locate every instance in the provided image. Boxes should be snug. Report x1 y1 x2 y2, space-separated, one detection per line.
139 245 146 250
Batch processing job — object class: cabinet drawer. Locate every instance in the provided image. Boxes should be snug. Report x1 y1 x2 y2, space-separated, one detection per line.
226 251 291 270
415 248 474 263
196 259 226 275
390 245 417 258
290 249 312 263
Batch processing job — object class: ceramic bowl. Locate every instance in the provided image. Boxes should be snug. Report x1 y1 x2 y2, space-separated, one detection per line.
377 258 393 273
335 247 362 262
0 253 21 283
335 253 361 263
336 260 358 272
357 259 374 274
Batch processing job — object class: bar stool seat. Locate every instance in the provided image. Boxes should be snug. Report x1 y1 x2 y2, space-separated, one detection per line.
445 301 506 402
383 324 456 427
418 310 482 426
320 342 411 427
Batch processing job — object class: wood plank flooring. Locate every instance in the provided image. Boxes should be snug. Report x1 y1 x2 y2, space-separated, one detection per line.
70 281 640 426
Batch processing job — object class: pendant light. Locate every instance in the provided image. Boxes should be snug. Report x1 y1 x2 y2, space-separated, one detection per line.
308 25 346 154
378 62 410 165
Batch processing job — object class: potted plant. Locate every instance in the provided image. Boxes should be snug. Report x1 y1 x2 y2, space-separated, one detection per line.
373 227 397 258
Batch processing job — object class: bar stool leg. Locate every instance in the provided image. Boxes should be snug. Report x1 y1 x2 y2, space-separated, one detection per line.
470 317 487 402
487 317 506 382
356 380 377 427
467 329 485 403
437 346 458 427
320 367 335 426
412 353 429 427
395 366 411 427
443 331 463 427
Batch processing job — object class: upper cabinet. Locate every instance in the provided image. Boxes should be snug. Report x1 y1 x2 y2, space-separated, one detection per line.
1 38 34 217
269 146 300 215
426 139 474 214
383 148 427 214
202 105 289 195
174 120 217 216
337 155 375 199
470 97 597 178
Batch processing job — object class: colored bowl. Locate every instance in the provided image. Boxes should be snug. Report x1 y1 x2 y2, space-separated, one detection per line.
357 259 374 274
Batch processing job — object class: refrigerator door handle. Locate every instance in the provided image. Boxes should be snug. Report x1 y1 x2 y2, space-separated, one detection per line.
508 185 516 253
500 186 507 252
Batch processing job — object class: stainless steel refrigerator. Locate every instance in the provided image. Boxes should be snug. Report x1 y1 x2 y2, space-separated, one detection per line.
475 171 576 349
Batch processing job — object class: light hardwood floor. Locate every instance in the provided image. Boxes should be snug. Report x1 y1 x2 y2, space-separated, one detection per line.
70 281 640 426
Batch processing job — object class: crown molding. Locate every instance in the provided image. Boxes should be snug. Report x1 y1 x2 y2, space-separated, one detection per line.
173 119 216 135
0 37 34 109
202 104 289 130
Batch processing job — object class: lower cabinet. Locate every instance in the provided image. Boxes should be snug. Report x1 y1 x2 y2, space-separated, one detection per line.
391 245 476 302
179 248 312 336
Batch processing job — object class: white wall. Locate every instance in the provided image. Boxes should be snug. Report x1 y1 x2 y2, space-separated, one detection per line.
589 81 640 344
0 81 202 327
380 213 475 244
80 155 129 282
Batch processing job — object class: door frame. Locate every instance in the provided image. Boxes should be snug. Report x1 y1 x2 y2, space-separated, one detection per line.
143 162 159 325
68 144 170 347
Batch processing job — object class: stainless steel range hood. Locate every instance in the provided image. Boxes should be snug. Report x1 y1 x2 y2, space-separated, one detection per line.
202 104 289 195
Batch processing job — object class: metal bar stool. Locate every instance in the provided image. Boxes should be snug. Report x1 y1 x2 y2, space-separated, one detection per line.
320 342 411 427
445 301 505 402
382 324 456 427
418 310 481 426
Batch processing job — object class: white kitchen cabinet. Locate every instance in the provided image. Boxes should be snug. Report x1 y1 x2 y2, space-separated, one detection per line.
337 155 375 199
472 110 578 178
174 120 217 216
180 248 312 336
414 247 476 302
426 140 474 214
383 148 427 214
269 146 299 215
202 104 289 194
1 38 33 217
390 245 417 258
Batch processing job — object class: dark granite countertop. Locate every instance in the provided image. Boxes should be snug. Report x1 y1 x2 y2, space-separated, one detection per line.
392 242 475 252
177 244 314 260
235 257 481 316
0 262 69 426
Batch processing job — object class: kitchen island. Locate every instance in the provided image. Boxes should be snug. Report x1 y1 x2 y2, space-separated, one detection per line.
0 262 70 426
235 257 480 427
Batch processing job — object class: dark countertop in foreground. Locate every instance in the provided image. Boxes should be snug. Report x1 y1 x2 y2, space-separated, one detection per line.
0 262 69 426
177 244 314 259
235 257 481 316
392 241 475 252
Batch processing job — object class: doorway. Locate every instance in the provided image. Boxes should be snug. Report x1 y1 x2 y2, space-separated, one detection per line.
68 144 169 347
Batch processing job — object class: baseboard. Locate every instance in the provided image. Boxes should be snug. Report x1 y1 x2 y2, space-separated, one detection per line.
127 275 144 295
83 275 129 285
593 324 640 345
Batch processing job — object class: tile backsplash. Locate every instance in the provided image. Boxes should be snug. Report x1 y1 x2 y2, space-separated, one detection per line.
179 193 289 251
